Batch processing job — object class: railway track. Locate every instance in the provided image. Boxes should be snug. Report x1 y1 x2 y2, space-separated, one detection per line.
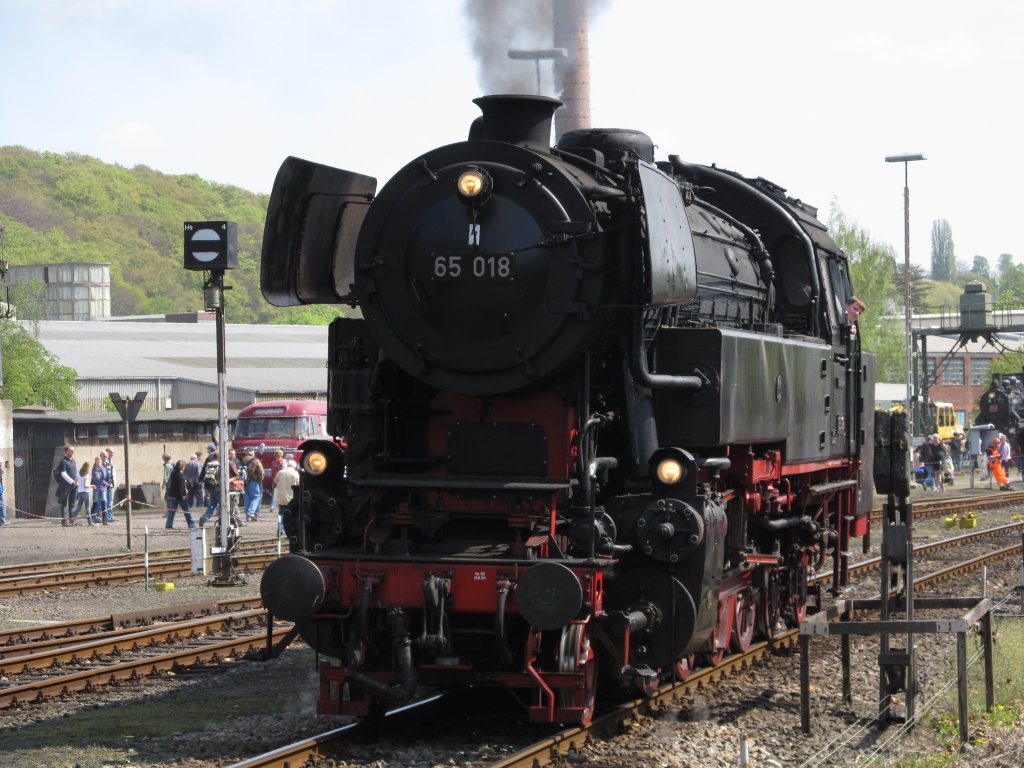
0 603 284 710
226 519 1024 768
1 493 1020 766
2 495 1017 601
0 538 283 598
0 596 263 648
869 488 1024 522
0 537 282 579
484 534 1024 768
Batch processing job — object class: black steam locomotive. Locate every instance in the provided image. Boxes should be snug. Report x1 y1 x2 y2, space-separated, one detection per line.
977 373 1024 436
258 95 875 724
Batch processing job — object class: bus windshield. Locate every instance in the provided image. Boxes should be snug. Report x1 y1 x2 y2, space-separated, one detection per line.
234 416 313 440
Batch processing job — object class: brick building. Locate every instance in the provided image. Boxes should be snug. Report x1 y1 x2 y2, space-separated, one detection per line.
916 335 1021 427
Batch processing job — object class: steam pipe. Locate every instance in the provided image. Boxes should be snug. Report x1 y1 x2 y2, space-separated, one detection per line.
587 456 618 559
344 667 405 704
389 609 418 697
579 354 593 504
814 529 835 571
756 514 812 532
494 581 513 663
346 580 372 667
630 312 704 391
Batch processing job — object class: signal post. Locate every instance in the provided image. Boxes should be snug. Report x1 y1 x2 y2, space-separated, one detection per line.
183 221 243 586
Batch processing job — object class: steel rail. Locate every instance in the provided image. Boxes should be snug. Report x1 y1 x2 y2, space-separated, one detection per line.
0 596 262 648
0 609 267 673
0 552 279 598
0 625 291 709
868 489 1024 522
225 696 446 768
226 721 366 768
484 537 1024 768
0 537 281 578
812 519 1024 587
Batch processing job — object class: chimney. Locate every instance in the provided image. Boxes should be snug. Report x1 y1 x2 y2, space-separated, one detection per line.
471 94 562 147
553 0 591 140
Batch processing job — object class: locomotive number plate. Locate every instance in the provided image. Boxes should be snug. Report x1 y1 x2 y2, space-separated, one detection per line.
432 253 514 282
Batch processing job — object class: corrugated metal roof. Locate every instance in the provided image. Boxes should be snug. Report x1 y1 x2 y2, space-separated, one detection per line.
13 406 235 424
35 319 329 395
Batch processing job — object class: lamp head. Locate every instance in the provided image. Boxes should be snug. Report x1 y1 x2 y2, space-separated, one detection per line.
885 153 926 163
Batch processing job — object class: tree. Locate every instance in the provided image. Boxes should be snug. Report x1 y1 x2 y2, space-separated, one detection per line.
922 280 962 311
997 263 1024 306
277 305 351 325
991 352 1024 377
893 262 931 312
828 204 904 382
930 219 956 281
0 319 79 408
998 253 1014 275
971 256 990 278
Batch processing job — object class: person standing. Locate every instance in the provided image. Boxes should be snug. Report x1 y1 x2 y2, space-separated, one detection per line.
200 447 215 506
0 461 8 526
200 444 219 491
999 433 1012 480
268 449 285 517
929 434 946 492
71 461 92 525
242 450 264 521
183 452 202 509
227 448 241 479
102 448 116 522
950 431 965 471
161 453 173 495
55 445 78 526
988 438 1012 490
90 456 108 524
226 449 244 524
198 446 222 526
165 459 195 529
272 458 300 537
916 437 936 491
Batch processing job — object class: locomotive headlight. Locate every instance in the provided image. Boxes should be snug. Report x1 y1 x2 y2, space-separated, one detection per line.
655 457 685 485
456 166 491 203
303 450 328 476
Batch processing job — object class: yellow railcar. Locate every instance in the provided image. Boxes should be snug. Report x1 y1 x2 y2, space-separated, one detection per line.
928 401 962 440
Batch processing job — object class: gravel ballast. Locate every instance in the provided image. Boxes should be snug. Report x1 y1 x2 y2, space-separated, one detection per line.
0 502 1022 768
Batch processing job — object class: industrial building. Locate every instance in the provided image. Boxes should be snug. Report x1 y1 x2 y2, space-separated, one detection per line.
6 262 112 320
34 313 329 410
1 312 332 520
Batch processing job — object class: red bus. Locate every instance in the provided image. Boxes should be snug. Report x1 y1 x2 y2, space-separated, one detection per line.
232 400 328 491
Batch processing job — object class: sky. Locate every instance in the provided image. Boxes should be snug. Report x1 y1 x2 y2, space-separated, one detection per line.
2 0 1022 272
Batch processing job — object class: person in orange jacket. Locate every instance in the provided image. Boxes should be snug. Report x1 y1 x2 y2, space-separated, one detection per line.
988 439 1012 490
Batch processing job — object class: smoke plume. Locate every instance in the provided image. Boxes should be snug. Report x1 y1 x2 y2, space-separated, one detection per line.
463 0 607 135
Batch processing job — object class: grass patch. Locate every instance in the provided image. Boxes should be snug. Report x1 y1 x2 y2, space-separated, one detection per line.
0 646 319 768
923 614 1024 752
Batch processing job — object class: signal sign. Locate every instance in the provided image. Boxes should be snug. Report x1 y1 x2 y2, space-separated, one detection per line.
183 221 238 271
109 391 147 422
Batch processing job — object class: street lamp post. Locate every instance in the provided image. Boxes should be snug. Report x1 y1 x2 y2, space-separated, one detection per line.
508 48 567 94
885 152 926 436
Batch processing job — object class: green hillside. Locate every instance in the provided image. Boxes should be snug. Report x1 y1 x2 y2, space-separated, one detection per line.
0 146 344 325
